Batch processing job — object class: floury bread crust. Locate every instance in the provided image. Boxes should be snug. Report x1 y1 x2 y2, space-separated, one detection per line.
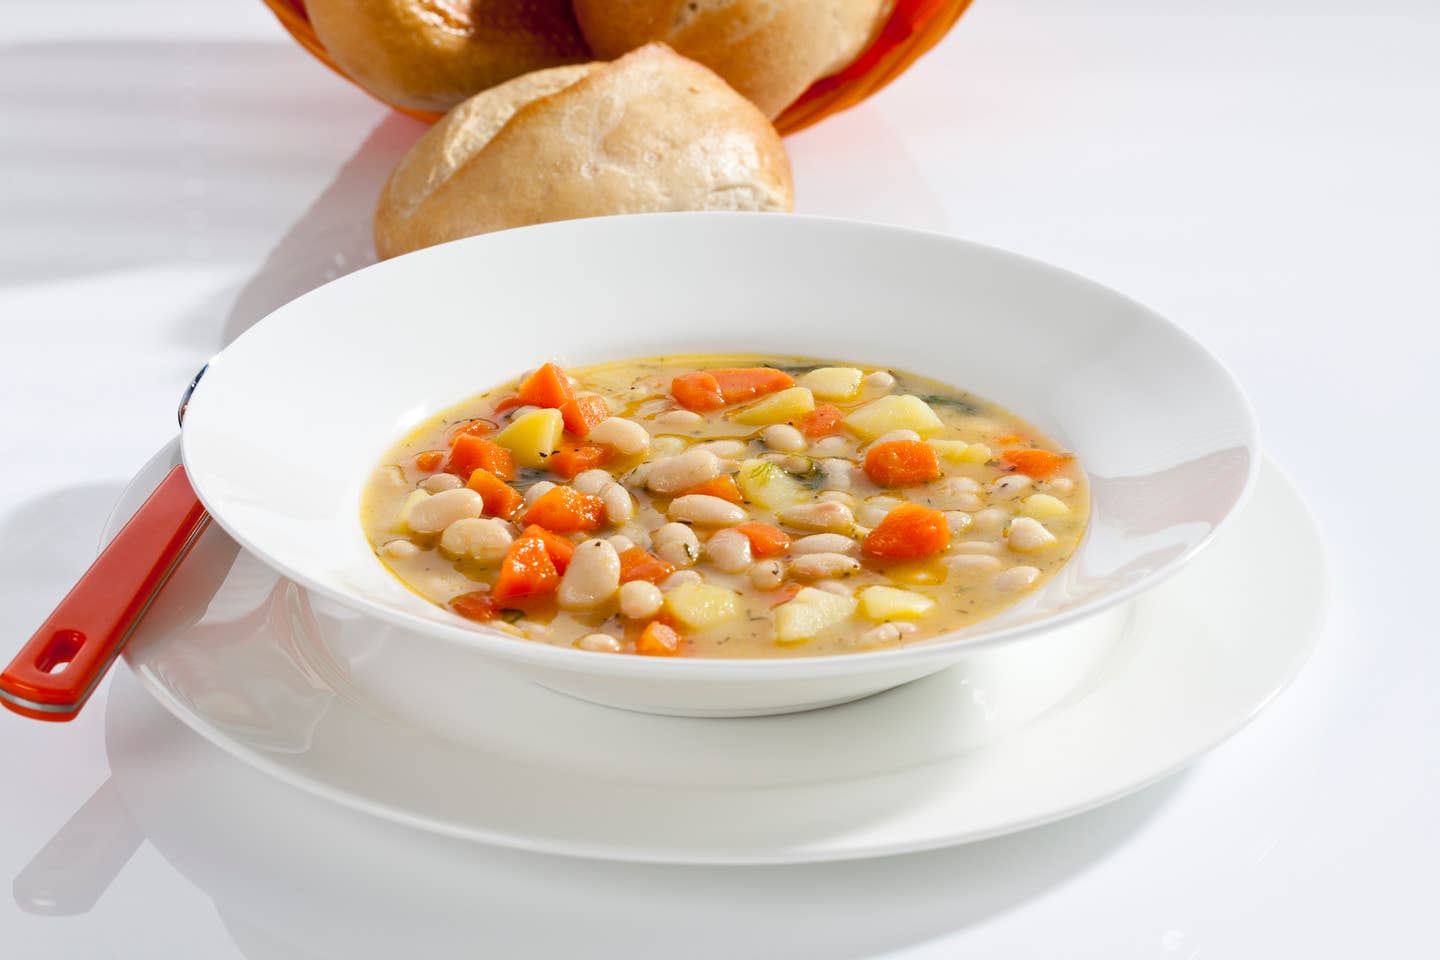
373 45 795 258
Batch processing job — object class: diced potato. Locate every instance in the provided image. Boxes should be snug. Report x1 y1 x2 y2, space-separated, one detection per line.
1020 494 1070 519
392 489 430 534
732 387 815 425
736 458 811 509
664 582 743 629
843 395 944 440
931 440 993 464
883 562 947 586
774 587 859 644
796 367 864 400
494 408 563 469
858 586 936 621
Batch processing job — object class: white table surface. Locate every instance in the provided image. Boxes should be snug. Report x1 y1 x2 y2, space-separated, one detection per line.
2 1 1435 956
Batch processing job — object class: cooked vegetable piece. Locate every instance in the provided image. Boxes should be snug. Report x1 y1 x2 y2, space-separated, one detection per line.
671 371 727 411
709 367 794 405
618 546 675 584
863 440 941 488
796 367 863 400
857 585 936 620
736 459 810 509
635 620 682 657
843 395 944 440
523 486 606 532
450 590 500 622
449 419 497 442
679 475 743 504
447 435 517 481
519 524 576 573
515 362 575 409
1020 494 1069 519
495 408 564 469
664 581 744 628
732 387 815 425
547 443 612 480
731 521 792 557
414 450 444 472
931 440 993 464
492 537 560 606
774 587 858 643
560 395 611 438
863 502 950 560
465 469 524 520
796 403 845 438
1002 449 1074 479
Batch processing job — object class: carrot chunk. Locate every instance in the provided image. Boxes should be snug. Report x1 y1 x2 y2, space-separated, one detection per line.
516 363 575 409
618 546 675 584
492 537 560 606
768 584 803 607
447 435 517 481
449 419 497 442
864 440 941 488
1002 449 1074 479
732 522 791 557
709 367 794 405
546 443 613 480
560 395 611 438
492 396 524 415
635 620 682 657
414 450 444 472
518 525 576 573
465 468 524 520
450 590 500 622
671 371 726 411
863 502 951 560
678 475 743 504
523 485 606 532
796 403 844 438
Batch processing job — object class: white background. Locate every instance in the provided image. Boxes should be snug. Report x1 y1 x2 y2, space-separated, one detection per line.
1 0 1436 956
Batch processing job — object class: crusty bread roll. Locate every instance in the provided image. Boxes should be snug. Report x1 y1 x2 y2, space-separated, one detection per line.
306 0 590 113
374 44 795 259
572 0 893 118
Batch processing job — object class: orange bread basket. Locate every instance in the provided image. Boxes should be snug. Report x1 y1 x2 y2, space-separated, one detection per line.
259 0 973 135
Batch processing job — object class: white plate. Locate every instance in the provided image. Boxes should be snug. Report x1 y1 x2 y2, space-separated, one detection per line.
178 213 1260 716
119 440 1322 864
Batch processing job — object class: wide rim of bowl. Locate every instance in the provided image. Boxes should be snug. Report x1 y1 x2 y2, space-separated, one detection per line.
182 212 1261 679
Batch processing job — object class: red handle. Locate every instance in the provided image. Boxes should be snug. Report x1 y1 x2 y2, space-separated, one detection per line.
0 465 210 722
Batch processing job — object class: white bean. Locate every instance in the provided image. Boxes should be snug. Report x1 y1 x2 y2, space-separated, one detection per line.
704 528 753 572
380 539 420 559
761 424 807 453
654 409 703 427
406 488 484 534
813 579 855 597
943 511 973 535
661 570 703 590
653 523 700 568
419 473 463 493
607 534 635 553
651 436 687 457
749 559 785 590
601 482 635 525
943 554 1003 574
871 428 921 447
809 436 855 458
438 517 513 562
818 458 859 491
1007 517 1057 552
857 496 903 527
694 439 749 459
575 633 623 653
646 449 722 494
865 370 895 390
923 477 984 511
1042 477 1076 494
972 507 1011 533
995 565 1041 591
792 553 862 578
992 475 1032 498
791 533 859 556
777 501 855 533
572 469 612 494
668 494 746 526
524 480 557 505
557 540 621 610
818 489 856 507
761 452 813 475
848 621 918 648
621 462 653 490
587 418 651 456
951 539 1004 554
618 581 664 619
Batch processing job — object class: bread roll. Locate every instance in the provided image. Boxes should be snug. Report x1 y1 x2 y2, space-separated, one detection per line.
306 0 590 113
572 0 893 118
374 44 795 259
